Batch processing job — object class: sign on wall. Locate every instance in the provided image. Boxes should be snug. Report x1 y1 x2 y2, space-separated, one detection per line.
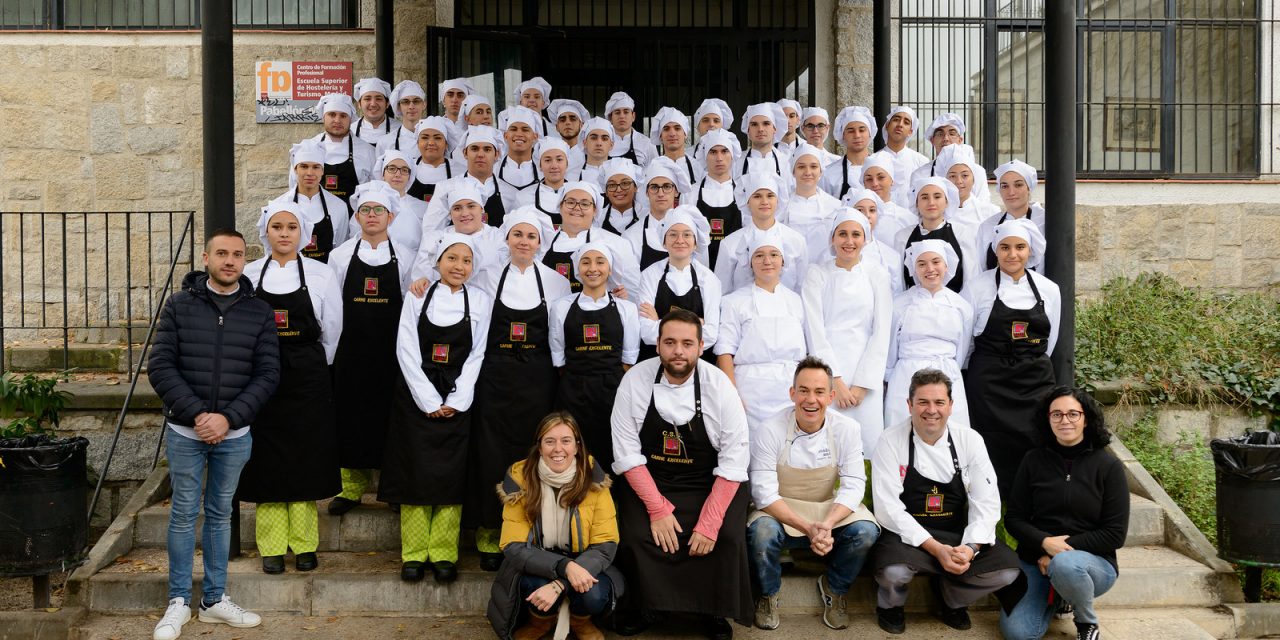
255 61 353 124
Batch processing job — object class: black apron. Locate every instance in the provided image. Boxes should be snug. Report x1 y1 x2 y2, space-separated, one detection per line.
541 229 590 293
963 270 1056 497
465 265 558 529
236 258 339 503
614 367 753 623
983 211 1041 272
870 429 1019 578
533 183 563 229
495 156 540 227
554 293 625 470
378 283 474 506
741 150 782 178
837 157 855 200
601 203 639 236
407 157 452 202
615 131 640 164
694 178 740 269
323 135 360 218
295 189 335 263
331 242 403 470
902 222 967 294
638 215 669 270
637 262 705 363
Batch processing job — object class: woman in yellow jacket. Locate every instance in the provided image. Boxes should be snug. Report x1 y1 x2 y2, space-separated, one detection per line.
486 411 624 640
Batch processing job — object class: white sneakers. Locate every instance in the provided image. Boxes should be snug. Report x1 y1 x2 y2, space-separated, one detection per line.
153 594 261 640
152 597 191 640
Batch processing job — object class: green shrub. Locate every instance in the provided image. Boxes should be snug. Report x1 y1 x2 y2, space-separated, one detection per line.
0 371 73 439
1117 412 1217 545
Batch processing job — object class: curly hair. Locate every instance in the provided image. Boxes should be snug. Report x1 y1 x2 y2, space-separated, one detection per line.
1034 386 1113 449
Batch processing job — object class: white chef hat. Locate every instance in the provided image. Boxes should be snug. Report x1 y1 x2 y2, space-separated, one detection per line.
349 180 402 217
649 106 691 147
659 205 710 251
460 125 505 156
570 241 614 280
445 183 486 210
776 99 802 117
694 129 740 168
598 158 639 185
694 98 735 130
578 117 615 145
605 91 635 116
499 105 542 132
317 93 356 118
881 105 919 143
925 112 967 140
557 180 604 213
354 77 392 101
904 239 960 286
428 232 480 266
513 76 552 104
290 139 325 168
833 106 878 143
741 102 788 143
535 137 571 163
460 94 492 119
389 80 426 105
860 151 897 180
500 206 555 247
257 200 314 251
789 143 827 171
415 116 453 137
909 176 961 220
641 156 692 197
936 144 986 181
438 77 476 101
995 159 1038 192
829 207 873 247
735 171 784 211
748 228 787 262
373 149 414 177
991 217 1046 270
801 106 830 125
548 98 590 123
840 187 886 212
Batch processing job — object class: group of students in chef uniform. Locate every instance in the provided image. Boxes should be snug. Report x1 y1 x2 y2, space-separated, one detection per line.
242 71 1064 635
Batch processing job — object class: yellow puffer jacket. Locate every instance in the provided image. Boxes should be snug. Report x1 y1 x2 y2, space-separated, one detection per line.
497 458 619 552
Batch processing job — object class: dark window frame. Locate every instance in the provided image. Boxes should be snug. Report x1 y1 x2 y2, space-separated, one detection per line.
0 0 359 30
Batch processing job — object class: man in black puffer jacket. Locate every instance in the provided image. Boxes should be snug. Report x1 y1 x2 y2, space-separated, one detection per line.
148 228 280 640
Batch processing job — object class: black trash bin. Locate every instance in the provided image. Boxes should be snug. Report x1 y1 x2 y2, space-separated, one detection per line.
1212 430 1280 567
0 434 90 577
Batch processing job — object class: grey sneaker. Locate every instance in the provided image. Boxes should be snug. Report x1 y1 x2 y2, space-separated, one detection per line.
817 574 849 630
754 594 780 630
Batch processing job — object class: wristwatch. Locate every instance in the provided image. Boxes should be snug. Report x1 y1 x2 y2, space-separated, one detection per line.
965 543 981 557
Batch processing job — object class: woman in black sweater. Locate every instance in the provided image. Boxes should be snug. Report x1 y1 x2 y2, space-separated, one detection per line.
999 387 1129 640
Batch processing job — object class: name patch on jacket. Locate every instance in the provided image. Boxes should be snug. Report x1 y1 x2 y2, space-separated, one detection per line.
925 486 944 513
583 324 600 344
325 175 338 189
1011 321 1029 340
710 219 724 235
510 322 527 342
364 277 379 296
274 310 289 329
555 263 570 278
305 234 318 251
431 344 450 363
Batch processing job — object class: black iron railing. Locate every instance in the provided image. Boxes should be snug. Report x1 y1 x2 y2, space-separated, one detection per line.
0 0 358 29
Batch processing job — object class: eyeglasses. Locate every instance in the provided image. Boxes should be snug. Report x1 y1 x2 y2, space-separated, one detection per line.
383 166 411 176
561 199 594 211
647 183 676 194
1049 410 1085 423
357 205 390 217
605 180 636 192
802 122 829 131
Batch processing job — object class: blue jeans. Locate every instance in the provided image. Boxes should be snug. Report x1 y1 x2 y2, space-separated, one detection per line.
165 431 253 605
519 573 613 616
999 551 1118 639
748 516 880 597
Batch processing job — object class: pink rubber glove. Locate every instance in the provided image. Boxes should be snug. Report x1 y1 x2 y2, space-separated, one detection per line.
692 476 740 541
623 466 676 521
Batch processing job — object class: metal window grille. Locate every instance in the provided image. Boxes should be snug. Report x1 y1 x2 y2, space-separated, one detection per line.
0 0 358 29
894 0 1278 178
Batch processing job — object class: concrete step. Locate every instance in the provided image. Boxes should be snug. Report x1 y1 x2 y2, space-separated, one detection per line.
133 493 1168 553
4 343 131 372
80 545 1225 618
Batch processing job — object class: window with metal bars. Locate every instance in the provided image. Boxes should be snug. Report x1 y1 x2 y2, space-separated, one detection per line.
0 0 357 29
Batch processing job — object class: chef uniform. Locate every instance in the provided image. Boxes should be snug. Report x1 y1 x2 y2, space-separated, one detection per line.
774 98 802 156
650 106 702 185
404 117 457 205
609 351 754 626
352 77 399 146
424 126 507 230
549 98 591 150
570 117 615 184
894 177 981 296
310 93 377 215
634 207 722 362
456 94 494 147
691 129 740 269
540 181 641 297
797 107 843 168
464 210 571 561
691 98 742 158
625 158 708 270
380 233 492 575
839 188 908 297
437 77 476 147
802 209 894 455
237 202 343 566
412 185 507 281
877 106 931 201
819 106 877 201
735 103 791 184
494 105 544 217
963 219 1060 498
884 240 974 430
715 235 811 434
346 169 424 255
549 242 641 470
909 113 968 187
529 138 572 226
595 158 641 235
850 153 916 239
502 76 554 137
870 409 1021 615
980 160 1047 271
714 172 809 293
604 92 658 166
326 183 414 513
782 143 844 261
375 81 428 164
278 139 350 263
935 144 998 226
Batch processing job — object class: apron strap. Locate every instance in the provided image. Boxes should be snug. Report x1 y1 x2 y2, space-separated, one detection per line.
347 135 354 162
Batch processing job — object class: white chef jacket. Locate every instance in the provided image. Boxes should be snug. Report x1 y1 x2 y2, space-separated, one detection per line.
375 125 422 164
610 358 750 482
411 225 506 282
871 200 916 248
327 236 414 297
495 155 540 212
354 115 400 145
271 188 350 250
976 204 1047 270
880 145 931 198
395 283 492 413
542 225 642 296
635 259 722 350
623 211 712 267
735 147 793 184
345 193 424 255
954 195 999 228
781 190 843 261
965 268 1062 356
530 182 566 218
860 240 906 297
713 221 810 294
309 132 376 184
596 203 640 233
608 129 658 166
871 420 1001 547
663 151 703 184
245 256 344 363
472 261 573 309
818 157 863 199
750 409 867 512
714 284 809 363
694 175 735 208
887 286 975 375
548 291 641 367
802 259 892 389
892 219 982 297
423 173 501 230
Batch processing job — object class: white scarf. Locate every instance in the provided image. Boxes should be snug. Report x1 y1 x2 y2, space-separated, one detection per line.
537 457 578 640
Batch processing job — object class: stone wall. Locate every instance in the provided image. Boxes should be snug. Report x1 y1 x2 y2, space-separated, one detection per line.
831 0 875 111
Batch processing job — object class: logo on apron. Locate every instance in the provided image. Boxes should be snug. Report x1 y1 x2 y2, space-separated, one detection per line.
305 234 318 251
900 465 908 480
364 277 379 296
423 194 433 203
274 310 289 329
1011 321 1029 340
552 223 561 231
431 344 450 363
510 322 527 342
663 433 682 456
925 486 944 513
583 324 600 344
481 212 489 225
324 175 338 189
555 263 570 277
710 219 724 235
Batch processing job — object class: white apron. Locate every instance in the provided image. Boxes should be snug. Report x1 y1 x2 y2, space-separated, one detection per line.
733 287 806 432
884 298 970 430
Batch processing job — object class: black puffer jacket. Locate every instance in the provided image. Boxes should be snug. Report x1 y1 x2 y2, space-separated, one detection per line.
148 271 281 430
